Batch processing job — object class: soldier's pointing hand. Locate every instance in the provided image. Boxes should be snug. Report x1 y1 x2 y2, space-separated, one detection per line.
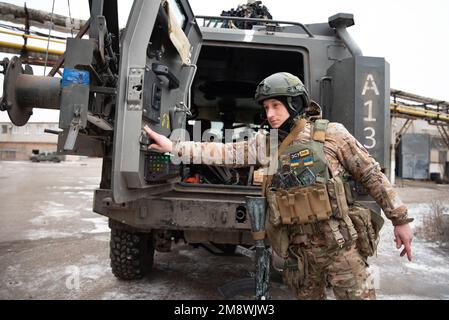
143 125 173 153
394 223 413 261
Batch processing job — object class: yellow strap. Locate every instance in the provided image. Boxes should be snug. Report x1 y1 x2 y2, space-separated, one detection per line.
262 118 307 196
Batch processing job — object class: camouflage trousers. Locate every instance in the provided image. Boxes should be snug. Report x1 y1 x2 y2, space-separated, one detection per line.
283 243 376 300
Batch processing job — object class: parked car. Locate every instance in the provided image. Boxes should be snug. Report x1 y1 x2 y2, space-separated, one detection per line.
30 151 64 163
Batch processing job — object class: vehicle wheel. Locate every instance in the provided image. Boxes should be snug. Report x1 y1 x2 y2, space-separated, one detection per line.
109 220 154 280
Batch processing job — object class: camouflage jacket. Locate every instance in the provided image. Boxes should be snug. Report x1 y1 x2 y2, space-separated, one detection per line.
173 115 411 226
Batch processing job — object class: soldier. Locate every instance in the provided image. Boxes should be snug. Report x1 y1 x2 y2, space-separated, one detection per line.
144 72 414 300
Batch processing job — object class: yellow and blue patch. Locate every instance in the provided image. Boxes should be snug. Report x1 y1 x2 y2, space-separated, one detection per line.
303 156 314 166
289 149 314 168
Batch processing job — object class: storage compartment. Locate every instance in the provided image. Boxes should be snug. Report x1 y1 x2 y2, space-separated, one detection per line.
182 45 305 186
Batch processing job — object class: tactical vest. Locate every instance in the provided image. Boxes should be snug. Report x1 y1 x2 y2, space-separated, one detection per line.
266 119 383 256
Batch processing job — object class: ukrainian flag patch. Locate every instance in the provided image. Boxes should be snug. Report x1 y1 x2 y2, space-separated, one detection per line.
303 156 314 166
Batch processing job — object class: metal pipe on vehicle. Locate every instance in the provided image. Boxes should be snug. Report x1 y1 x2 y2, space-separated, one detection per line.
328 13 363 57
1 56 61 126
15 74 61 110
333 27 363 57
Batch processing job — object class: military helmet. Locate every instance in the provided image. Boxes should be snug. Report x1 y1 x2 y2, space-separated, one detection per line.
254 72 310 113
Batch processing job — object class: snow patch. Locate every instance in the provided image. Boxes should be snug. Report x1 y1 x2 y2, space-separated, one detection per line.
81 217 109 234
23 229 78 240
30 201 81 225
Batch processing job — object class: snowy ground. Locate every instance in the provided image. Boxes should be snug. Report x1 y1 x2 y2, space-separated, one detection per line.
371 187 449 300
0 160 448 300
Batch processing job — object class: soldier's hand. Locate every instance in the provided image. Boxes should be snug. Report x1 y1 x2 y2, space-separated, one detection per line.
143 125 173 153
394 223 413 261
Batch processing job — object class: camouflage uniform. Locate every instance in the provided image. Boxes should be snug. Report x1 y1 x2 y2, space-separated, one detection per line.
173 104 411 300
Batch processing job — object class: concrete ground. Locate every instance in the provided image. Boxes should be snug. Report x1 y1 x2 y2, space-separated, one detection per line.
0 159 448 300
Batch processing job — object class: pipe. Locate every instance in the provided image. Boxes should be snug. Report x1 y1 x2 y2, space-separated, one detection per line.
1 56 61 126
328 14 362 57
334 26 363 57
0 29 66 44
391 88 449 108
0 46 60 66
0 2 85 34
390 103 449 122
15 74 61 110
0 40 64 55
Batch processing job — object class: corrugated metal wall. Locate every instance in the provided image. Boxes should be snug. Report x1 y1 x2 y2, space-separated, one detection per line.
398 133 430 179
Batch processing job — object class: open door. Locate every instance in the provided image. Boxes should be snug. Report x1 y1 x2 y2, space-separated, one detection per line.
112 0 202 203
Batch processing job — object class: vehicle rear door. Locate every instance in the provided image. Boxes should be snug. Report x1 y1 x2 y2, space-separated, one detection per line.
112 0 202 203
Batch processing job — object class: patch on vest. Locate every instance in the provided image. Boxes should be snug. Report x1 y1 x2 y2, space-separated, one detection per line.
289 151 300 167
299 149 310 157
303 156 314 166
289 149 314 169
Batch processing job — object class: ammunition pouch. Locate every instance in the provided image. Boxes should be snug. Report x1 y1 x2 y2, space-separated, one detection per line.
348 204 384 257
267 176 355 228
326 176 350 219
271 184 332 225
282 246 306 288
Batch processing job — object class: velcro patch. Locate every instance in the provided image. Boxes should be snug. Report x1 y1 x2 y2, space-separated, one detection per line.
291 162 300 167
303 156 314 166
290 152 300 161
299 149 310 157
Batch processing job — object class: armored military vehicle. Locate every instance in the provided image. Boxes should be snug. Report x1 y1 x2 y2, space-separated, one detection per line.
0 0 389 280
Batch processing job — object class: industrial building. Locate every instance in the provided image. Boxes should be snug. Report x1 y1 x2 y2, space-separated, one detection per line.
0 121 59 160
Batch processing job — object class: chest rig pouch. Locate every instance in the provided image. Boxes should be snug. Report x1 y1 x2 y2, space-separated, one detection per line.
268 119 333 226
266 119 383 258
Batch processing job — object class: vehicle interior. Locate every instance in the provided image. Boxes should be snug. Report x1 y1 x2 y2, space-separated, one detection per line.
182 44 305 186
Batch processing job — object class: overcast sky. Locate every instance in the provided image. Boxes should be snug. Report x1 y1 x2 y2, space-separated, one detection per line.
1 0 448 122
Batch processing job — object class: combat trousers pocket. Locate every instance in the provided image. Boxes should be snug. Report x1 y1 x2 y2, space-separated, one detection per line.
266 221 289 259
348 205 383 257
282 246 306 289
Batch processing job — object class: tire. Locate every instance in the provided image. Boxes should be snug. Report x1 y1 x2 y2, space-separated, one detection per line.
109 221 154 280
